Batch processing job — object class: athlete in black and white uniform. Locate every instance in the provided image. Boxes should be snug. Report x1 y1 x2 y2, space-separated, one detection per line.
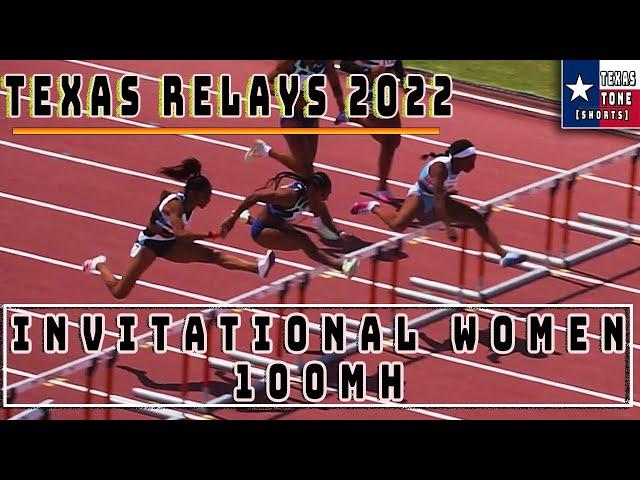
338 59 406 199
82 158 276 299
351 139 527 268
219 171 359 278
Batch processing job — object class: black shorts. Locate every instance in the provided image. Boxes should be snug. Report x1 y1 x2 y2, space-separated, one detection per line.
132 237 176 258
280 110 319 129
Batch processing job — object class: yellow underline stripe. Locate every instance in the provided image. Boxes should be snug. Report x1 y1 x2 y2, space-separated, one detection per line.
13 127 440 136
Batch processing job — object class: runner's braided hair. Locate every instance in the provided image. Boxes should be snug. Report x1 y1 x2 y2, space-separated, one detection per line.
262 171 332 193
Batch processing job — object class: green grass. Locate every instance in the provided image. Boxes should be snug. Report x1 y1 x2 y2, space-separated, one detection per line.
405 60 560 101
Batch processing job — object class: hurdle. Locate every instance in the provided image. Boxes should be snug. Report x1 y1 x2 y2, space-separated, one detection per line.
126 141 640 411
8 399 53 420
399 144 640 302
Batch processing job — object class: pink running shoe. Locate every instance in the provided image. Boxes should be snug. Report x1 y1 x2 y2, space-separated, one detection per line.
375 190 396 204
350 200 380 215
82 255 106 273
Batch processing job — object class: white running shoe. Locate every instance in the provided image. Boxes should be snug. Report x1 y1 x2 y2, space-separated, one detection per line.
83 255 106 273
257 250 276 278
499 252 528 268
244 139 271 162
341 257 359 279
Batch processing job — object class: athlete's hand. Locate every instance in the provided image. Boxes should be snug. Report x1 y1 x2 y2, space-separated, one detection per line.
446 226 458 243
219 215 237 238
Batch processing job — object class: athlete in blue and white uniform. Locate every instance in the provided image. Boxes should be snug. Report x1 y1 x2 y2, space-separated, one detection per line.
82 158 276 299
219 171 359 278
244 60 346 242
351 139 527 268
337 59 406 199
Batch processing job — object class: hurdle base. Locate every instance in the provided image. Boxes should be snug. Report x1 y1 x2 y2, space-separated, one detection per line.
410 267 549 302
8 399 54 420
578 212 640 235
563 235 631 267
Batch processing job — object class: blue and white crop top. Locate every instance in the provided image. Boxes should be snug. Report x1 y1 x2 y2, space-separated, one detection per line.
142 192 194 241
266 182 310 222
417 156 460 196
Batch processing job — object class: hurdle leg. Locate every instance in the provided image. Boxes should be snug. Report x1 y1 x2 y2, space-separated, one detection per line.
369 247 382 311
627 153 639 232
84 358 98 420
545 180 561 264
458 228 468 302
104 351 118 420
561 174 577 258
276 282 290 358
202 314 215 402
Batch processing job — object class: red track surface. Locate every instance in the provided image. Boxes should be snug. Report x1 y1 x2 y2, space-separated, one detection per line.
1 60 639 420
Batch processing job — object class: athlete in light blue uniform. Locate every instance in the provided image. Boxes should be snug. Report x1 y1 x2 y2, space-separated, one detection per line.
82 158 276 299
219 171 359 278
351 139 527 268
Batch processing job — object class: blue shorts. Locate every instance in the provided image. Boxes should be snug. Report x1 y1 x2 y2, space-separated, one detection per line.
250 218 266 240
251 217 290 240
407 183 436 213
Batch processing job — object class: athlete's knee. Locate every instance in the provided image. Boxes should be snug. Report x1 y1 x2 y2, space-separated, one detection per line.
388 135 402 150
378 135 401 150
111 286 130 300
388 218 407 232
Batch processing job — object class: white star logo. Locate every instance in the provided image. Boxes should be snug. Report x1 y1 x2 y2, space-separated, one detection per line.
566 74 593 102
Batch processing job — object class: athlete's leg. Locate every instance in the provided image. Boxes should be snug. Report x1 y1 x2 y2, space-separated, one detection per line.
352 195 423 233
92 248 157 299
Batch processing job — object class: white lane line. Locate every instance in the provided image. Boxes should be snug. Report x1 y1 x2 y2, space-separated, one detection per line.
5 368 206 419
3 188 640 298
9 305 636 413
8 306 457 420
3 136 632 260
61 59 640 192
409 347 638 407
3 132 638 259
0 244 224 302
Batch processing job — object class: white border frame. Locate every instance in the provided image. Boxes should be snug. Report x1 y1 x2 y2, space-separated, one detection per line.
2 303 634 409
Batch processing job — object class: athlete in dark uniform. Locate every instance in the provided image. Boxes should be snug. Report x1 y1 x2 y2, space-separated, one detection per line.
219 171 359 278
244 60 345 178
82 158 276 299
338 60 406 199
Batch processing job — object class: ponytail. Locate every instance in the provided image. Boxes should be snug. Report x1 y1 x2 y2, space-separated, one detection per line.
159 158 211 195
421 139 475 161
159 157 202 181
